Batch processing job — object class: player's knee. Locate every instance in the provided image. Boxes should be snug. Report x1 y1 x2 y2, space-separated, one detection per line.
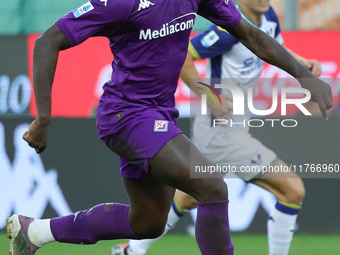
283 179 305 204
145 225 165 239
185 198 198 210
209 181 228 201
288 184 305 204
195 179 228 202
133 221 166 239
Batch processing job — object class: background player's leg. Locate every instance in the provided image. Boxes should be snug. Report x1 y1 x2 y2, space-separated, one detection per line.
253 160 305 255
175 190 199 210
148 134 233 255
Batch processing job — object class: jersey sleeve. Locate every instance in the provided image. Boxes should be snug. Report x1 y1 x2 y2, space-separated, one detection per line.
189 25 239 59
55 0 133 46
197 0 242 30
265 6 284 45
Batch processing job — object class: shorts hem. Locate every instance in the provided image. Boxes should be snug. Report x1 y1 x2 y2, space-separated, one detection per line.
120 131 184 179
246 156 280 183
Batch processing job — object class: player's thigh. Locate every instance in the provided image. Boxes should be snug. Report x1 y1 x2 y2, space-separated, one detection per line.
253 160 305 204
149 134 228 202
123 174 175 238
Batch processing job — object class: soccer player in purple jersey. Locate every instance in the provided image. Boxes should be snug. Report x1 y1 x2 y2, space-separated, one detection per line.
6 0 332 255
112 1 324 254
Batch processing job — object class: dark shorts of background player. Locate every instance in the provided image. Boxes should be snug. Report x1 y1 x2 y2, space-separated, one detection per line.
97 90 183 179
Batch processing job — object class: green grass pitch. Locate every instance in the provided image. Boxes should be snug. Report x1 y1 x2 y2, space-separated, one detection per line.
1 233 339 254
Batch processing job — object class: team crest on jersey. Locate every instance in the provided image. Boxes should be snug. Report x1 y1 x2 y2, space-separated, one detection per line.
73 1 94 18
138 0 155 11
154 120 169 132
200 30 220 48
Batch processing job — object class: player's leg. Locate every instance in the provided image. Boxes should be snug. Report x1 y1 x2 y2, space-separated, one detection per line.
200 130 303 255
253 160 305 255
112 174 177 255
49 174 175 243
7 204 139 255
8 134 232 255
175 189 199 210
124 190 197 255
148 134 233 255
123 174 175 239
116 134 233 255
7 173 175 255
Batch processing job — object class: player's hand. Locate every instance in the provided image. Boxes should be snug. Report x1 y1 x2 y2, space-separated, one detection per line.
207 95 233 124
300 78 333 120
305 59 322 77
23 118 50 154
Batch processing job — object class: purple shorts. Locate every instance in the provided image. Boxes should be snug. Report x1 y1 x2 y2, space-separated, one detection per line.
97 91 183 179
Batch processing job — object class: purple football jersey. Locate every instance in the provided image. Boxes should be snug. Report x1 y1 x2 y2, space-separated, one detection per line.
56 0 241 108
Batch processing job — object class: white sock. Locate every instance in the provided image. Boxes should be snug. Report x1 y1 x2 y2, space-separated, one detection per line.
267 201 301 255
28 219 55 247
128 200 185 255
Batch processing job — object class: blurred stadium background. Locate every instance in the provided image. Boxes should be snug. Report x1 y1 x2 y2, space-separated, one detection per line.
1 0 339 254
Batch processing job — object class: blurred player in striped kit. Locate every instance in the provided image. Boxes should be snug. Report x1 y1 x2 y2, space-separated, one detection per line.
114 1 325 255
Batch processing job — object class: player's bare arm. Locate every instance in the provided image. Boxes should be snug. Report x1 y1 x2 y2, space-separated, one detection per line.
284 47 322 77
227 17 333 119
180 50 198 87
23 24 71 153
180 50 232 120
